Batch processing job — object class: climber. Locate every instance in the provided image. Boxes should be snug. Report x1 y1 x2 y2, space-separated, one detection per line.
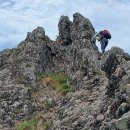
91 30 111 53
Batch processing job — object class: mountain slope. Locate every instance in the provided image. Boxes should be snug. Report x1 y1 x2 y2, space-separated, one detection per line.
0 12 130 130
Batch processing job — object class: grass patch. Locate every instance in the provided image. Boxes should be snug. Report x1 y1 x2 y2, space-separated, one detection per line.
37 72 75 95
16 117 50 130
16 119 37 130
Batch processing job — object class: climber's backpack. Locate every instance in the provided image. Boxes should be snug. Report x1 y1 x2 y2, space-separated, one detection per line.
100 30 111 39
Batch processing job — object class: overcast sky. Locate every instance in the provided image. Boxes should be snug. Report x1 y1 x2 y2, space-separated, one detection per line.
0 0 130 54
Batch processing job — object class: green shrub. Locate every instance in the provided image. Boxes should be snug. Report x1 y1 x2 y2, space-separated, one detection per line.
49 73 74 94
16 118 50 130
16 119 37 130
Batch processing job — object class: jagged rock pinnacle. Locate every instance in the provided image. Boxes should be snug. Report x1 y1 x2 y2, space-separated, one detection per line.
58 15 72 45
25 27 46 42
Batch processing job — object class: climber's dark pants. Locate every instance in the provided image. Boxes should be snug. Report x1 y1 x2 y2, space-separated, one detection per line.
100 37 108 53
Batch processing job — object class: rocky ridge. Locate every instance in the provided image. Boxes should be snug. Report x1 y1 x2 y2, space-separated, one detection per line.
0 12 130 130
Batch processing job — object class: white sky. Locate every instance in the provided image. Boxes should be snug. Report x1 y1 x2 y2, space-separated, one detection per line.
0 0 130 54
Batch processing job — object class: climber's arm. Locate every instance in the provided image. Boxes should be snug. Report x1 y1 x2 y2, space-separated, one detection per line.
91 32 100 42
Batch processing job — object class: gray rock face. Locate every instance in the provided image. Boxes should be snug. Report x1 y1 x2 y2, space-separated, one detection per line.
0 84 31 126
25 27 50 43
0 12 130 130
58 16 72 45
62 13 100 89
0 27 59 128
71 12 97 50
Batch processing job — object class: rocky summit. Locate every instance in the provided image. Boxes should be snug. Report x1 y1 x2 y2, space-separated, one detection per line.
0 12 130 130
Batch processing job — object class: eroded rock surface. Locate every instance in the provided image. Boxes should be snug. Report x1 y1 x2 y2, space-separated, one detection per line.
0 12 130 130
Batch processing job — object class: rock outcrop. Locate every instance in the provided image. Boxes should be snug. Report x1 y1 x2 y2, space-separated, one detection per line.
0 12 130 130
